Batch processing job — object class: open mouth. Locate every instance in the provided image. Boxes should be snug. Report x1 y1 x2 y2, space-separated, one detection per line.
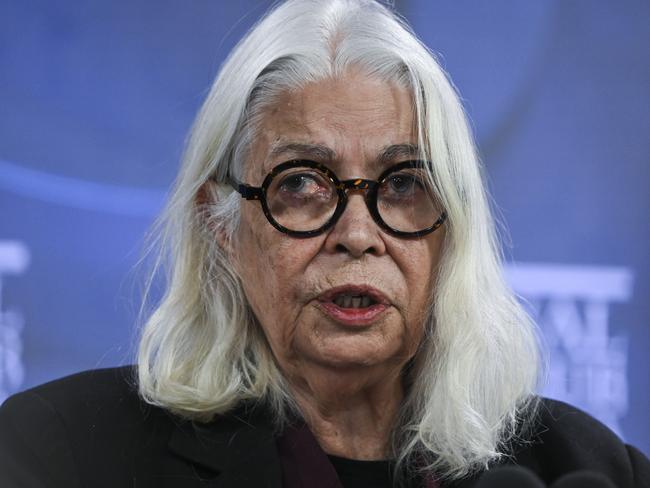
331 293 377 309
317 285 389 326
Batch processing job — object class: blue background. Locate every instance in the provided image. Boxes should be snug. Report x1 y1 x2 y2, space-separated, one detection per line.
1 0 648 455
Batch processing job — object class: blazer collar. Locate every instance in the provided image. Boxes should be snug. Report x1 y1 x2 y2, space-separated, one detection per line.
167 405 283 488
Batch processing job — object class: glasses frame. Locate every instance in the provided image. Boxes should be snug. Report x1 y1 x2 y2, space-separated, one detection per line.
219 159 447 238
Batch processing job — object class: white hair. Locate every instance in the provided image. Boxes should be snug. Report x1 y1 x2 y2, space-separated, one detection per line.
137 0 542 481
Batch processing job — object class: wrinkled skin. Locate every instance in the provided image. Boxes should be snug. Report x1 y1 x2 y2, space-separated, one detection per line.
232 69 445 459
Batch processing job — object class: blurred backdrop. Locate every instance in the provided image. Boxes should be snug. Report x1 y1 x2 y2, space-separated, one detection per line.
1 0 648 455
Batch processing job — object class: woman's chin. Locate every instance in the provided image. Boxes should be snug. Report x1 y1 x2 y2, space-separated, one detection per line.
294 336 406 372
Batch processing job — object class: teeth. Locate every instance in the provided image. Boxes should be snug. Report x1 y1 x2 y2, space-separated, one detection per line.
332 294 374 308
342 295 353 308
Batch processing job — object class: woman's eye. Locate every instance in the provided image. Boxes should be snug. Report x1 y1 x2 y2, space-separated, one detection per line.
387 174 418 194
278 173 326 195
281 174 310 192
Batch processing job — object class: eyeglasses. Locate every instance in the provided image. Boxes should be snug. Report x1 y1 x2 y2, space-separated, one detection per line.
219 160 447 238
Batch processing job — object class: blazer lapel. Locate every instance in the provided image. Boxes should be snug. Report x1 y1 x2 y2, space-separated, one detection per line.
166 408 283 488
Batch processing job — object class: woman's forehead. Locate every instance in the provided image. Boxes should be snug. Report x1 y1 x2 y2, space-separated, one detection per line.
249 73 419 175
268 73 415 133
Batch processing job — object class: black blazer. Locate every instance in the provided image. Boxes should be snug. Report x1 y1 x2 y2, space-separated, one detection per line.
0 367 648 487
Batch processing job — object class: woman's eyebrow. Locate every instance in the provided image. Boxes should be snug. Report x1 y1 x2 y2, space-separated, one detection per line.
377 143 420 166
268 142 335 161
266 141 420 169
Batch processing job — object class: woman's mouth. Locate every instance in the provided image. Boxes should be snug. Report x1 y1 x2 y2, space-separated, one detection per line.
316 285 390 326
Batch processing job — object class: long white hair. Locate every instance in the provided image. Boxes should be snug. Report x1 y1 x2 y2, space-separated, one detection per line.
137 0 542 481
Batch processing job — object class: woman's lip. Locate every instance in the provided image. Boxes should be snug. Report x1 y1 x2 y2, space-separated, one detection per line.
316 285 390 305
316 301 389 326
315 285 391 326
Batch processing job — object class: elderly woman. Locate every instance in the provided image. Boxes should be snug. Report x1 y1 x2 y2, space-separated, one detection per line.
1 1 648 487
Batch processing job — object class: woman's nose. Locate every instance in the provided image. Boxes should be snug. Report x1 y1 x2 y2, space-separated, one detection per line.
323 193 387 258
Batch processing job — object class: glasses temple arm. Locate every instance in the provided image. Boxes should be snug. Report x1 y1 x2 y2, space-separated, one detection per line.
222 174 263 200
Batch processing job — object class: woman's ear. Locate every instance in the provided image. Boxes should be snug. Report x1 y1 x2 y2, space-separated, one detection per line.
195 182 233 255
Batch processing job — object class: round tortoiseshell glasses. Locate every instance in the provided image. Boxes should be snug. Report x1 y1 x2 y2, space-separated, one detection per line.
218 160 447 238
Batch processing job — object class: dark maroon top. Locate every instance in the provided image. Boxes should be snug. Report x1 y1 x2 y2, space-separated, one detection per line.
277 422 439 488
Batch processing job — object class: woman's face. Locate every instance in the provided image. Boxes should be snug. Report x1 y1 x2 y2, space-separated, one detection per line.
234 70 444 385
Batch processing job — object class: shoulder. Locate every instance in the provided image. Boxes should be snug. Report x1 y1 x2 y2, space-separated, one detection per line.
511 397 650 487
0 366 154 437
0 366 175 487
534 397 625 449
3 366 138 409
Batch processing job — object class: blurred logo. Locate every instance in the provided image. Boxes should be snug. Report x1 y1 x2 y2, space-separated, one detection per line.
507 263 633 437
0 241 30 403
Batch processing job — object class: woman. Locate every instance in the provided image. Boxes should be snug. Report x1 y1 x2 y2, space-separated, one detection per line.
1 1 648 487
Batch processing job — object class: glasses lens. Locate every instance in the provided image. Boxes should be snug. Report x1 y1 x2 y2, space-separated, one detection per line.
266 167 338 232
377 167 441 233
